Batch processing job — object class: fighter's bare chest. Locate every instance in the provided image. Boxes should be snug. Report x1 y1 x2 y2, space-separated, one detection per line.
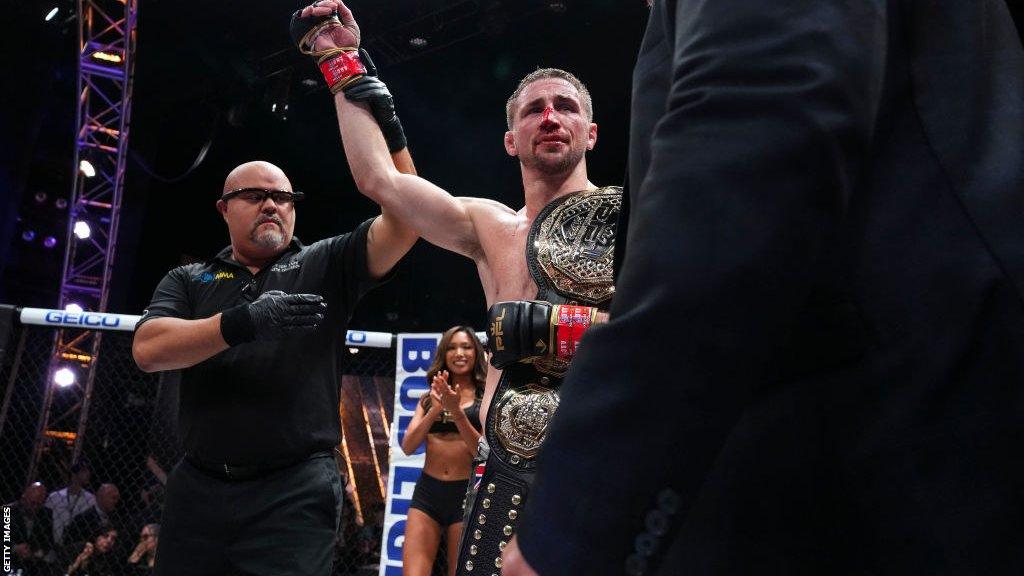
478 226 538 304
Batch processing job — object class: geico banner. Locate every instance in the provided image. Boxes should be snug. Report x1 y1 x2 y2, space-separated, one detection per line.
344 329 393 349
379 333 440 576
17 307 394 347
20 308 141 331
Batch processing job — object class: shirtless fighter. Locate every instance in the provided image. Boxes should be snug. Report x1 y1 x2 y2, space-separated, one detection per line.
290 3 621 573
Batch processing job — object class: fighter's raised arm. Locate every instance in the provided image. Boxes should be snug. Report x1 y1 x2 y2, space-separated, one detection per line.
338 85 495 261
292 0 493 262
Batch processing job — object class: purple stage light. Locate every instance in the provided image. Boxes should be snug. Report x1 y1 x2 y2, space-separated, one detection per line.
43 236 58 249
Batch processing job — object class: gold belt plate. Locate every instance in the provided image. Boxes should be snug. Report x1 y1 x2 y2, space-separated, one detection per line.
495 384 560 459
533 187 620 304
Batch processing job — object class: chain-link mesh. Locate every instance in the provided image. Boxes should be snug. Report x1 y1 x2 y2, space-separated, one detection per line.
0 328 51 504
0 322 396 576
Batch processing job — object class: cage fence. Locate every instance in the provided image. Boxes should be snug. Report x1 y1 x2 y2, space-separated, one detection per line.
0 313 402 576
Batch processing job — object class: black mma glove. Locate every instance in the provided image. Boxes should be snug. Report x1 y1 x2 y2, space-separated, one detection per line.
289 8 341 55
487 301 599 369
290 6 365 94
290 5 407 151
487 301 554 369
343 75 408 152
220 290 326 346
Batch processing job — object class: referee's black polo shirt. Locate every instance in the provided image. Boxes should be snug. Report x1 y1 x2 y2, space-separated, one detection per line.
138 218 385 466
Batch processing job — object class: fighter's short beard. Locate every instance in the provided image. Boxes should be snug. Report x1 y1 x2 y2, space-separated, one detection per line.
522 146 585 176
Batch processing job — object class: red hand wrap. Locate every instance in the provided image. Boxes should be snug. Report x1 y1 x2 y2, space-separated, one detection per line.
318 50 366 93
554 305 593 360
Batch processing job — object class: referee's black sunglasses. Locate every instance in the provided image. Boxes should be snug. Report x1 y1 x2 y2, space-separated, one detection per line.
220 188 306 204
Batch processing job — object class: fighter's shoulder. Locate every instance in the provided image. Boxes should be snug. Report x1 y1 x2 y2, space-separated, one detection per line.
456 196 517 220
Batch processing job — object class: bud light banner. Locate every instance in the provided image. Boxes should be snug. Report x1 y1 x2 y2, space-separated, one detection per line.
379 333 440 576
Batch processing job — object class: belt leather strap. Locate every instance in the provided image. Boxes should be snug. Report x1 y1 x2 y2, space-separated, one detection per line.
456 365 562 574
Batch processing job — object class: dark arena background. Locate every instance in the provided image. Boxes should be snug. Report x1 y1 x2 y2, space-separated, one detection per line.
2 1 1022 575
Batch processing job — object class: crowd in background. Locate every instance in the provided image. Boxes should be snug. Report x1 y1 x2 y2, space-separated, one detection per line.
6 459 384 576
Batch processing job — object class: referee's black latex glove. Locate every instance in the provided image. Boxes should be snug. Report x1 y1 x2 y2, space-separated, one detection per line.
220 290 326 346
344 75 408 153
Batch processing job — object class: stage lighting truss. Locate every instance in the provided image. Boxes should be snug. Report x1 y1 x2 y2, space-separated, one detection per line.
30 0 139 481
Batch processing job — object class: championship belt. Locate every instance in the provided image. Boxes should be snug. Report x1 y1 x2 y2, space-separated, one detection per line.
455 186 621 575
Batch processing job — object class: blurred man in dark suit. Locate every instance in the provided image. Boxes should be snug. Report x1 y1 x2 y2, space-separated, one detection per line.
506 0 1024 574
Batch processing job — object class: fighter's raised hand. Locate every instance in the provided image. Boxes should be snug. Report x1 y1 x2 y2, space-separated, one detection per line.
291 0 359 54
290 1 367 94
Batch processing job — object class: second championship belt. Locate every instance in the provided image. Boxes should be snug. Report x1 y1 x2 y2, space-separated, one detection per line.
456 186 621 575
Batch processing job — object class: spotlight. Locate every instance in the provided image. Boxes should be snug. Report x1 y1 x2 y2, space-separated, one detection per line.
54 368 76 387
73 221 91 239
409 37 428 49
55 198 68 210
22 230 36 242
79 160 96 178
348 347 360 354
34 191 48 203
45 6 59 21
43 236 58 249
65 303 84 313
